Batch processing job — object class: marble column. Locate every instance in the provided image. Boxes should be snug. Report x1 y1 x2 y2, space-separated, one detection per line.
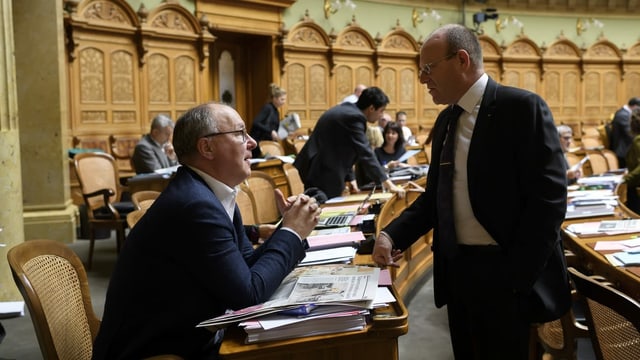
0 0 23 301
13 0 77 246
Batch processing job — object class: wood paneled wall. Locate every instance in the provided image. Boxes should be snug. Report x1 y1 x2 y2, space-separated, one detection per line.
64 0 214 148
64 1 640 150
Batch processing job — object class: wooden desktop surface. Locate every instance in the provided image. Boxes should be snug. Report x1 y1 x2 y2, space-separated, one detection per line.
562 186 640 301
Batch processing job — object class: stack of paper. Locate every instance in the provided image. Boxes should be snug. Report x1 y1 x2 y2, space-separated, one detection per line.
197 264 388 343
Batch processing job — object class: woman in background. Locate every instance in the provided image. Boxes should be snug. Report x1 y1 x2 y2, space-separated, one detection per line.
624 108 640 213
375 121 410 169
250 83 287 158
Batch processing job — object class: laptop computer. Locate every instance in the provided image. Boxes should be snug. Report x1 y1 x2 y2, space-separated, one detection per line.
316 187 376 228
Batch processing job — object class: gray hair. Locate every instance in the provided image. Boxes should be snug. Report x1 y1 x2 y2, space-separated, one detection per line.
150 114 174 131
557 124 572 137
172 103 219 160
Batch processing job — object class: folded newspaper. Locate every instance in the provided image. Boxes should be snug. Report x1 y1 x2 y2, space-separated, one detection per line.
197 264 380 331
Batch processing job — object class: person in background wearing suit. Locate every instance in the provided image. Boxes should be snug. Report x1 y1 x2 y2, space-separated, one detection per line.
132 114 178 174
294 87 406 199
93 103 321 360
341 84 367 104
623 108 640 214
249 83 287 158
372 24 570 359
609 97 640 168
557 124 581 184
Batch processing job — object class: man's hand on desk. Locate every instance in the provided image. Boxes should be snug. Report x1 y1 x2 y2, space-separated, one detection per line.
372 232 403 268
384 180 406 199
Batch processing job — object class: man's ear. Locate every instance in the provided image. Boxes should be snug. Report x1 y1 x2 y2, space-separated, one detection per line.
197 137 215 160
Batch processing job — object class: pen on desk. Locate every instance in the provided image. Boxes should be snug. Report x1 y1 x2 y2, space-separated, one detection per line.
279 303 317 316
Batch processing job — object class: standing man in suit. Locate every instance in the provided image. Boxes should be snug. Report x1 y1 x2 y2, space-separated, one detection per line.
372 24 571 359
294 87 406 199
132 114 179 174
93 103 321 359
609 97 640 167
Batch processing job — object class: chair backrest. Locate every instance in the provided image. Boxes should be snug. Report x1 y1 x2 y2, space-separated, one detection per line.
600 149 619 170
126 209 146 228
585 151 609 175
73 152 121 210
108 134 139 175
292 139 307 154
565 153 583 169
7 239 100 360
258 140 284 157
131 190 161 211
237 183 258 225
282 163 305 196
245 171 280 224
568 267 640 360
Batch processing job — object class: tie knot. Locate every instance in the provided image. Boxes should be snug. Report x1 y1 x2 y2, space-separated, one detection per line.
450 104 464 118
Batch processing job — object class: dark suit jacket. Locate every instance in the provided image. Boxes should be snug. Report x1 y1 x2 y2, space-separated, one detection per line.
383 78 571 323
132 134 177 174
610 106 632 166
250 103 280 158
92 167 307 359
293 102 387 199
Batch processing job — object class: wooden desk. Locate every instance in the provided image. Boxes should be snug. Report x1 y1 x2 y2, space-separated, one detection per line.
126 173 173 194
562 183 640 301
219 284 408 360
251 159 289 197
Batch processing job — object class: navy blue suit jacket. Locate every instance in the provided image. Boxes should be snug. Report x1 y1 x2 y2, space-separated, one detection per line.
383 78 571 323
294 102 387 199
93 166 306 359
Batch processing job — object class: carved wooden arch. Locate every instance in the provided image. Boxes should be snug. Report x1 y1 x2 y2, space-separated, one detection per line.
140 2 215 69
583 39 622 63
626 41 640 61
478 35 502 61
543 38 581 61
64 0 140 62
502 36 542 62
376 25 419 57
332 19 377 56
279 16 331 75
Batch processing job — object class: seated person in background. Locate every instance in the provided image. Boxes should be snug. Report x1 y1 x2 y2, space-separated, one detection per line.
623 108 640 213
557 124 581 184
132 114 178 174
396 111 415 144
92 102 321 360
376 121 411 169
365 112 390 149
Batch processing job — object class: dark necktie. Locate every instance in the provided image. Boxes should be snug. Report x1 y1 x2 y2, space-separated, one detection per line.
437 104 464 259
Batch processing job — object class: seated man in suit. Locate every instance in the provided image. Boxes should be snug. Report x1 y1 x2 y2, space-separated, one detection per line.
132 114 179 174
93 102 321 359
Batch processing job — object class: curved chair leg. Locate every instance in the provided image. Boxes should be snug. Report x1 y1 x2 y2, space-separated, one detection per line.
87 226 96 270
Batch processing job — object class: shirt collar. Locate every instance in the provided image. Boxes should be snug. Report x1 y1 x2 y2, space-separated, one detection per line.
187 166 237 220
456 73 488 113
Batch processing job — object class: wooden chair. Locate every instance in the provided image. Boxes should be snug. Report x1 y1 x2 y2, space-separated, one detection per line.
126 209 146 228
536 259 590 360
245 171 280 224
585 151 610 175
108 134 139 178
292 138 307 154
282 163 305 196
131 190 161 211
600 149 619 170
237 183 258 225
566 152 583 170
568 267 640 360
258 140 285 157
73 152 134 269
7 239 183 360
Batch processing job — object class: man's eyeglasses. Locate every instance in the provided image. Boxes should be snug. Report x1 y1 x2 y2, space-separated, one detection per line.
418 52 458 78
202 129 247 143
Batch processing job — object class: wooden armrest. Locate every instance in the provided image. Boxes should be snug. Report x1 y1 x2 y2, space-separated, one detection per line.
83 188 121 218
